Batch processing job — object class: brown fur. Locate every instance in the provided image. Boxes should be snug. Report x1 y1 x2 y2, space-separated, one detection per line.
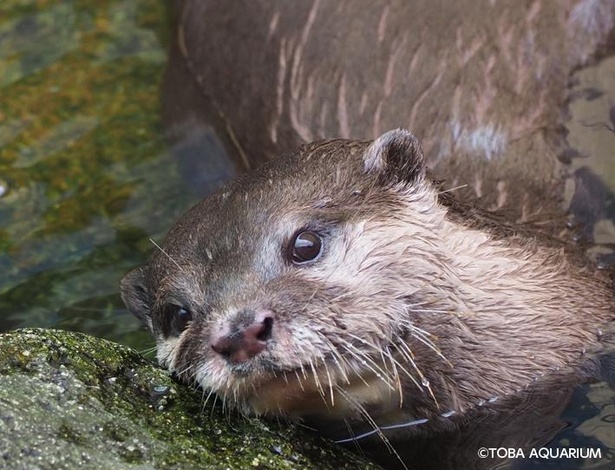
121 130 614 445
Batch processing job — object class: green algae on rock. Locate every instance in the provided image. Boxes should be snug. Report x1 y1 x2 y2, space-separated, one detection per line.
0 328 376 469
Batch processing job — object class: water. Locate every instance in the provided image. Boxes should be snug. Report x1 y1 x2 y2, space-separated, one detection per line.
0 0 203 351
564 53 615 264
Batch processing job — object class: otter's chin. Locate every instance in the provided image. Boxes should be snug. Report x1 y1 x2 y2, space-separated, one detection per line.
217 365 401 421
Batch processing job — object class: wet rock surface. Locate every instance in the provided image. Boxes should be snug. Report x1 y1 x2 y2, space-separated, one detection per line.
0 328 375 469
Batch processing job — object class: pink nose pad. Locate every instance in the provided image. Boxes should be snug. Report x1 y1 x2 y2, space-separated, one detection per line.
211 312 274 363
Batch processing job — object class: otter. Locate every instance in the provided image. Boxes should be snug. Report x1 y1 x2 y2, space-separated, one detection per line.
121 130 614 467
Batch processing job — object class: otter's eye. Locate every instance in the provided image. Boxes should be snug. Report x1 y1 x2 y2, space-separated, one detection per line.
290 231 323 265
163 304 192 337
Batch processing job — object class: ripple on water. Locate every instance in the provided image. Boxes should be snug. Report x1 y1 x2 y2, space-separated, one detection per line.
564 54 615 264
0 0 200 350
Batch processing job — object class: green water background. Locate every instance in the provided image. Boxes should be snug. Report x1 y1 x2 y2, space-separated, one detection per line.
0 0 201 352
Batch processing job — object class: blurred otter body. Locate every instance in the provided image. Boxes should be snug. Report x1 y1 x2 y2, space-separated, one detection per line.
121 130 613 445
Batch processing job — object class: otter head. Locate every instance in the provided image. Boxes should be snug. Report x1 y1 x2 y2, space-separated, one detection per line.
120 129 457 423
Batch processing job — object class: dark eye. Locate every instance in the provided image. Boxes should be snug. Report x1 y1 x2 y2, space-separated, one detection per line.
290 231 323 265
162 304 193 337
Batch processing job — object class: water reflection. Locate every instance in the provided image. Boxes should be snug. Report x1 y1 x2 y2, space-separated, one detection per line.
0 0 200 350
564 55 615 265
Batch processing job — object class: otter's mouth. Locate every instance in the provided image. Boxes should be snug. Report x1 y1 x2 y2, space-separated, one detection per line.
197 322 430 419
215 359 402 420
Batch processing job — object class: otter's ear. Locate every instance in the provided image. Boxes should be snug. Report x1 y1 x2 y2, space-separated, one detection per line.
363 129 425 184
120 266 153 333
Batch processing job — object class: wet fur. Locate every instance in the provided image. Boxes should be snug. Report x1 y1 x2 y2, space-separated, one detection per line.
121 130 614 438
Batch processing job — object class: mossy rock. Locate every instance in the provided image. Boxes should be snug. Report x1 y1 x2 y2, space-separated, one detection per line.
0 328 376 469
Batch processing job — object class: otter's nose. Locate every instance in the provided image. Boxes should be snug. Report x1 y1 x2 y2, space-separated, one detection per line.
211 311 274 363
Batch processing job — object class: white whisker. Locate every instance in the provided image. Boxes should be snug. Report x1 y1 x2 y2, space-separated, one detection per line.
149 238 182 270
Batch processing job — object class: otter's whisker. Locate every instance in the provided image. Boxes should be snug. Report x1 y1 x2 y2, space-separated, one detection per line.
393 338 439 407
437 183 468 195
406 324 453 368
407 308 457 315
398 319 447 354
299 364 308 381
382 345 404 407
344 328 423 389
138 345 158 356
343 335 399 388
308 358 327 404
201 388 217 413
336 347 371 388
339 339 396 391
294 370 306 392
384 344 423 392
334 386 408 470
210 393 219 420
377 342 409 405
231 387 238 408
320 357 336 406
320 336 351 385
347 362 371 388
340 418 363 457
148 238 182 270
174 363 193 379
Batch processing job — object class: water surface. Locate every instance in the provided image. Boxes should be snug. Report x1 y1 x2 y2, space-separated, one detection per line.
0 0 202 351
